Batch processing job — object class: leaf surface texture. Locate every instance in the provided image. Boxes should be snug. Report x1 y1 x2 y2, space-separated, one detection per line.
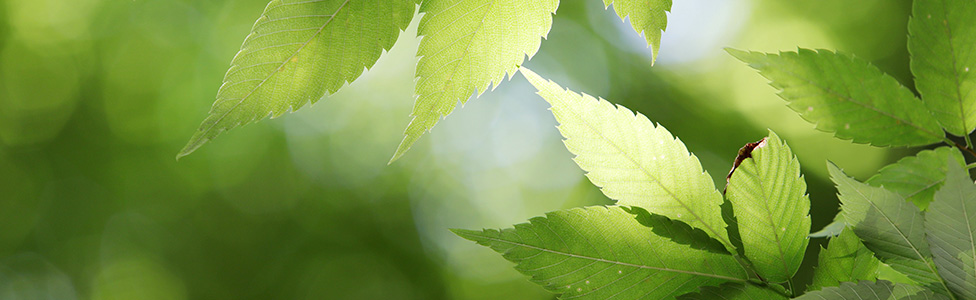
603 0 671 64
181 0 418 158
866 147 966 210
926 158 976 299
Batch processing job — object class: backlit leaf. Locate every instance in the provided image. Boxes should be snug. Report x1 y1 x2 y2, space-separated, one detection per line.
391 0 558 162
866 147 966 210
454 206 748 300
603 0 672 64
925 157 976 299
521 68 731 250
809 228 881 292
728 48 944 147
795 280 948 300
180 0 418 158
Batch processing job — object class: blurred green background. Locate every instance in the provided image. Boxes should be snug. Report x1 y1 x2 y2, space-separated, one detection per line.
0 0 928 299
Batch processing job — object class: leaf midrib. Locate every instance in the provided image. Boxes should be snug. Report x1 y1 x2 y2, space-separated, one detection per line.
203 0 352 135
557 94 728 248
766 55 944 141
472 234 746 282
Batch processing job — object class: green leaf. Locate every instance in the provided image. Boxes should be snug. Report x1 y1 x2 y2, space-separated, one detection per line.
926 157 976 299
809 228 882 292
829 163 953 297
454 206 748 300
866 147 966 210
908 0 976 136
727 48 944 147
390 0 558 162
603 0 672 64
677 282 787 300
795 280 949 300
725 130 810 282
179 0 418 159
520 68 731 250
810 215 847 238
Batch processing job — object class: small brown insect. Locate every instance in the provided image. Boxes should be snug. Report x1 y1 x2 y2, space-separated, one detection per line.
724 137 767 194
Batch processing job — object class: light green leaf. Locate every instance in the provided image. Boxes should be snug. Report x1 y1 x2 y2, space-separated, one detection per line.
180 0 418 159
727 48 944 147
809 215 847 238
390 0 558 162
809 228 882 292
454 206 748 300
795 280 949 300
926 157 976 299
725 130 810 282
677 283 787 300
520 68 731 250
866 147 966 210
908 0 976 136
829 163 953 297
603 0 671 64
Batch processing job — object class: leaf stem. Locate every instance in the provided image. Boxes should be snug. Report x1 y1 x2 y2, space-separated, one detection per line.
945 137 976 159
967 162 976 170
786 278 796 297
967 134 975 150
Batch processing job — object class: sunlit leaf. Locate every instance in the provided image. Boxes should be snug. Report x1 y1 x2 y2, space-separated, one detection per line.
727 48 944 147
795 280 948 300
829 163 953 296
603 0 671 64
809 216 846 238
809 228 881 292
908 0 976 136
180 0 418 159
677 282 787 300
725 130 810 282
521 68 732 250
926 157 976 299
454 206 748 300
390 0 558 162
866 147 966 210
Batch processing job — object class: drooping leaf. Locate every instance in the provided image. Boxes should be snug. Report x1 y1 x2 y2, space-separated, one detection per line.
725 130 810 282
390 0 558 162
180 0 418 159
454 206 748 300
926 157 976 299
908 0 976 136
727 48 944 147
809 228 882 292
521 68 731 250
829 163 953 296
795 280 948 300
677 282 787 300
866 147 966 210
603 0 672 64
810 215 847 238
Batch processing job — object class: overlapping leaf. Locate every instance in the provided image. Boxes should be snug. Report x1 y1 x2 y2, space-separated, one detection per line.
830 163 953 296
795 280 948 300
725 130 810 282
603 0 672 64
454 206 748 300
180 0 418 158
391 0 558 162
809 228 881 291
908 0 976 136
677 283 787 300
521 68 731 249
926 158 976 299
866 147 966 210
728 48 944 147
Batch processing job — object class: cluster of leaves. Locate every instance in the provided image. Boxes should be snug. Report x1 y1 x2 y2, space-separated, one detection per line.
176 0 671 161
456 0 976 299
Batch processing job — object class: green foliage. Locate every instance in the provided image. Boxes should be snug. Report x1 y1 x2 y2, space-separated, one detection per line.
179 0 418 158
725 130 810 282
925 158 976 299
794 280 949 300
727 48 945 147
453 206 748 300
391 0 558 162
603 0 672 64
520 68 731 250
908 0 976 136
808 229 881 291
866 147 966 210
829 163 953 296
677 283 788 300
